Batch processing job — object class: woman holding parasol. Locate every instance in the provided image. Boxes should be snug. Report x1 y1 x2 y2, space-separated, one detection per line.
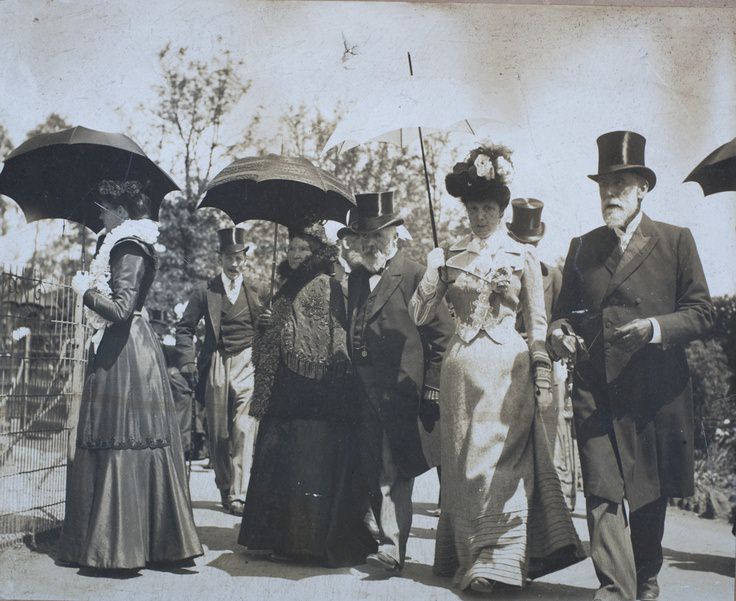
57 180 202 570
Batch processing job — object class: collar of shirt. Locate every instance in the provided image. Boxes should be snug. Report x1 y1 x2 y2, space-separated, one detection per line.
221 272 243 303
467 228 505 256
611 210 643 252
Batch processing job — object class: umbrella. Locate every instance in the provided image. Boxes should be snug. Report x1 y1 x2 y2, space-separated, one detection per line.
0 125 179 232
199 154 355 227
199 154 356 301
322 53 523 247
684 137 736 196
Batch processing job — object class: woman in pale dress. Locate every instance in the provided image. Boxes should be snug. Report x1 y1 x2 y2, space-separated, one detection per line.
410 145 584 593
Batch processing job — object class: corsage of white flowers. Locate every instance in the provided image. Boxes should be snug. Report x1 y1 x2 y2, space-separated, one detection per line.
490 265 512 293
474 154 495 180
76 218 164 340
495 156 514 184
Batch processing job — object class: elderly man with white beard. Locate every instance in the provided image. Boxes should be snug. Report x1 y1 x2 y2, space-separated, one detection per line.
337 191 453 575
548 131 713 601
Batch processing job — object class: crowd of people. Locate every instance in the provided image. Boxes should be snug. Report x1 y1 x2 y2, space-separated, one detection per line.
55 130 714 601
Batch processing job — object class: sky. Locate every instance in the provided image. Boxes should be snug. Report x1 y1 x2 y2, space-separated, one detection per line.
1 0 735 294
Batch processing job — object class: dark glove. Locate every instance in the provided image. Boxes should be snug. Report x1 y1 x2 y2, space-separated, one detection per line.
419 398 440 433
181 364 198 391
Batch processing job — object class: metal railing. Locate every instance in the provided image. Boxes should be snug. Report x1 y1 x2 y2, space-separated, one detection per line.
0 265 87 549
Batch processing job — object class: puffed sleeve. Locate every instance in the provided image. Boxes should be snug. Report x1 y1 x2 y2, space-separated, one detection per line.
83 240 150 323
409 266 449 326
518 245 551 367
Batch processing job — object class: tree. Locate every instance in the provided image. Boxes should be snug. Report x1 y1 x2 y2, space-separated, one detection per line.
0 124 15 236
136 43 257 310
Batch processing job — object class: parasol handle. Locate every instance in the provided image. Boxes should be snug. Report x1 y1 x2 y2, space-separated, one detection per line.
418 126 439 248
269 222 279 307
408 51 439 248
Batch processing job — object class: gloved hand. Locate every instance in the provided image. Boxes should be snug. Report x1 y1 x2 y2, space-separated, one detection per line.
533 363 553 410
419 397 440 433
180 364 198 391
425 247 446 273
71 271 91 296
547 328 579 362
257 308 273 330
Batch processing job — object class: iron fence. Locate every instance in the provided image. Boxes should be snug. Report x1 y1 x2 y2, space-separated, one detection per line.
0 265 87 549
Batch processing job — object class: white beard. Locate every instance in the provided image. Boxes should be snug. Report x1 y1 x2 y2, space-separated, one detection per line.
603 206 630 229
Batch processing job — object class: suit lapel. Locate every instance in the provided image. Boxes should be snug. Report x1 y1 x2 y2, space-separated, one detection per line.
604 214 659 300
364 256 404 321
207 276 224 340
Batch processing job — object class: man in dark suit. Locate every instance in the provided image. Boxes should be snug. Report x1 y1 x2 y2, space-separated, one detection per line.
338 191 453 574
175 228 263 516
548 131 714 601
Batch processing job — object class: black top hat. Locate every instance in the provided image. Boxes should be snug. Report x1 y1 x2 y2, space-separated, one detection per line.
148 308 172 326
588 130 657 191
506 198 546 243
336 191 404 238
217 227 249 254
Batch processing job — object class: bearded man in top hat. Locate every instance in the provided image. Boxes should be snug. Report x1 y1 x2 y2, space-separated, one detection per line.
548 131 713 601
508 198 577 508
175 227 264 516
338 191 453 574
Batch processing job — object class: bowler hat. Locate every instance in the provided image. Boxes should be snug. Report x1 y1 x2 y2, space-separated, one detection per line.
337 191 404 239
506 198 545 243
588 131 656 191
217 227 249 254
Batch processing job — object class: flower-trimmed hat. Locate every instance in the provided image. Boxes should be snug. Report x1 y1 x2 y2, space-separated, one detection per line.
445 144 514 207
588 130 657 191
336 191 404 239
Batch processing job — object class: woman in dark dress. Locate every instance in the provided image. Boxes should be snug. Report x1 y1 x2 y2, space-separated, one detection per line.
57 180 202 570
239 223 376 567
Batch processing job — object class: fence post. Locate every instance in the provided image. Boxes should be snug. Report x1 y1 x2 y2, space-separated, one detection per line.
65 291 86 463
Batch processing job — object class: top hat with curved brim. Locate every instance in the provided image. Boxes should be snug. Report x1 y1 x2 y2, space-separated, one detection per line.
337 190 404 238
217 227 249 254
337 191 404 239
588 130 657 191
506 198 545 243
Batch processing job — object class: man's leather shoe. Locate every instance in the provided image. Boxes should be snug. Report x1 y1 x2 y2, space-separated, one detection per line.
637 577 659 600
366 551 401 573
229 499 245 516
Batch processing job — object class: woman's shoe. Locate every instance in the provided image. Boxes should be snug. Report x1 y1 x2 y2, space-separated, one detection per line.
469 577 496 593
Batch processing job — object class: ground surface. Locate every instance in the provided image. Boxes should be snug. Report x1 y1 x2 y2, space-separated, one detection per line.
0 460 733 601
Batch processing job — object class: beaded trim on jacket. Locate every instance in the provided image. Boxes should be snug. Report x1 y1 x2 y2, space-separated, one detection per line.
85 218 163 331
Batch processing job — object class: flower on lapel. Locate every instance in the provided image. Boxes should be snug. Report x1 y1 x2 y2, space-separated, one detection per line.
490 265 512 293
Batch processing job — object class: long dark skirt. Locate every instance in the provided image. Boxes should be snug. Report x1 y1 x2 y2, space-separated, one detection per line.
239 415 376 567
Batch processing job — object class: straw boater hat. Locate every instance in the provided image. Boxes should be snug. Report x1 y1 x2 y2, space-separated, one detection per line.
588 130 657 191
217 227 249 254
337 191 404 239
506 198 546 244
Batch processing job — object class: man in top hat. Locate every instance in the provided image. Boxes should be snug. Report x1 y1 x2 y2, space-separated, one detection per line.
548 131 713 601
175 227 264 516
338 191 453 574
508 198 577 507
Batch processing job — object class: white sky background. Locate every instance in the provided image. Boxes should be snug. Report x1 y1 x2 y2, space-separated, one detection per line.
0 0 734 294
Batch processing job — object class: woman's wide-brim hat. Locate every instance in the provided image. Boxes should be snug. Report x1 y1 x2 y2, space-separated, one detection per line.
588 130 657 191
337 191 404 239
217 227 249 254
506 197 545 243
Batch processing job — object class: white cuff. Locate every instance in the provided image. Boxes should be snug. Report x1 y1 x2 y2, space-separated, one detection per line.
648 318 662 344
419 272 439 295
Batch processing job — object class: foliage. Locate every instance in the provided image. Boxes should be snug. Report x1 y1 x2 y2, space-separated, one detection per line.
137 43 257 310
